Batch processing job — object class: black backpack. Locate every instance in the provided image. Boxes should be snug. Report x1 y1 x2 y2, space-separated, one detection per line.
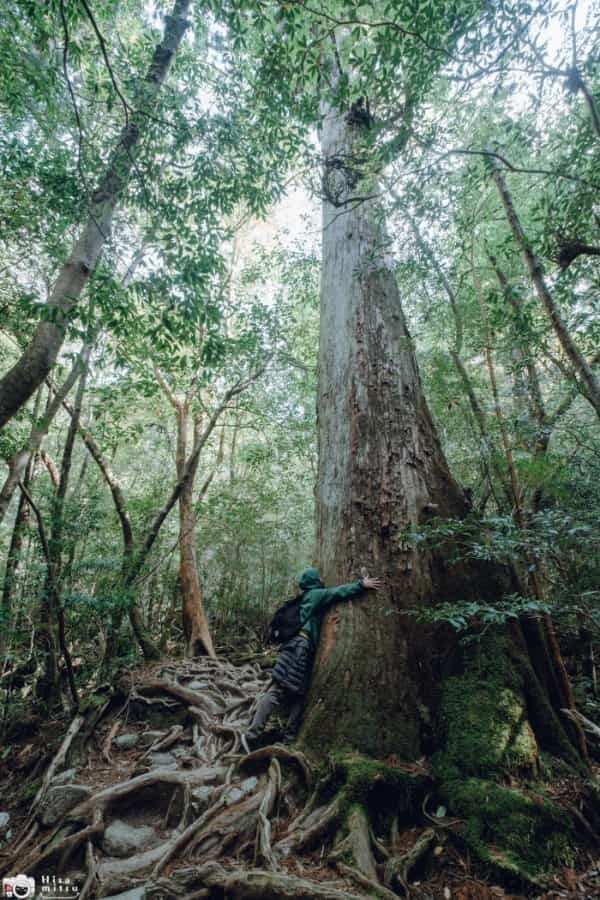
269 594 304 644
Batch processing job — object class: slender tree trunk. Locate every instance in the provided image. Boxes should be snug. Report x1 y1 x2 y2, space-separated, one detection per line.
176 405 215 658
405 214 511 510
473 252 586 759
490 160 600 418
0 353 85 525
0 449 38 658
36 364 88 708
0 0 192 429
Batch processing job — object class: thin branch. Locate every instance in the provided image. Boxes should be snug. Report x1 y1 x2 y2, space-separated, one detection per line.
78 0 131 125
19 482 50 564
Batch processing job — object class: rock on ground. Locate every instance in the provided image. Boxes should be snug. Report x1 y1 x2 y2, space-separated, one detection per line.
39 785 92 826
113 733 140 750
102 820 159 858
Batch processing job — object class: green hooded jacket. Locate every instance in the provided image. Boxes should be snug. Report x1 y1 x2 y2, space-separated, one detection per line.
297 567 364 646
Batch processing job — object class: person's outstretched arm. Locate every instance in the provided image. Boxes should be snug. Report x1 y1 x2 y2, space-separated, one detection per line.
304 575 384 618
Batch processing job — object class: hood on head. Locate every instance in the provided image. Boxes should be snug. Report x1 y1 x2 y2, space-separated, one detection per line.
298 567 324 591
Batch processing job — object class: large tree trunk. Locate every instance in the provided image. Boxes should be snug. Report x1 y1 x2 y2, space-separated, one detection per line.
0 0 191 430
300 103 469 759
300 100 584 772
296 98 587 884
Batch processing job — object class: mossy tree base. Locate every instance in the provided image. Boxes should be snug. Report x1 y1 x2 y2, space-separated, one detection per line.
431 631 582 883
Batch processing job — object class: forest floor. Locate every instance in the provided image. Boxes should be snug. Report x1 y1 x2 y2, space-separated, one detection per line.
0 653 598 900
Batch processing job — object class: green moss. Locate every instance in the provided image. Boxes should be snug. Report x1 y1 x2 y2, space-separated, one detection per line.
330 752 429 830
440 775 574 880
433 634 537 780
433 633 576 881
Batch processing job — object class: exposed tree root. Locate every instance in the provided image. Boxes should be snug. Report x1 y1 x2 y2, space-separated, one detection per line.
241 744 314 788
333 861 400 900
255 757 281 869
19 810 103 876
383 827 436 894
3 653 595 899
330 806 377 880
101 719 121 764
275 796 341 855
185 860 368 899
66 766 227 823
30 714 85 817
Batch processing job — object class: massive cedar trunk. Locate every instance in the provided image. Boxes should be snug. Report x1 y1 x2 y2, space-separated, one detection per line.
300 101 585 771
300 103 469 759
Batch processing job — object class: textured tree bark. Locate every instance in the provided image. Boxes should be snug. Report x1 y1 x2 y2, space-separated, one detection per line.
300 100 585 766
300 102 469 759
0 444 38 658
36 365 88 707
0 0 192 430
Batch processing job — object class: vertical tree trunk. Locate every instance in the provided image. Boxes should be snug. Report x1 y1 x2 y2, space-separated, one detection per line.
36 364 88 708
0 451 36 658
176 405 216 659
0 0 192 429
490 161 600 418
405 214 511 510
300 102 469 759
0 360 85 526
300 100 585 768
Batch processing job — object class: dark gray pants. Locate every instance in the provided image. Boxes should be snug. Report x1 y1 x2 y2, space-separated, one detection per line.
246 679 304 744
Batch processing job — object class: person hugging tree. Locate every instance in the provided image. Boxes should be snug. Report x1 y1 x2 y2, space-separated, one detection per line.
242 567 383 751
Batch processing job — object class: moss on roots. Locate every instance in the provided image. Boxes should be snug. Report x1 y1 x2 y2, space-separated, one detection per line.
441 776 574 880
327 752 429 832
433 633 576 881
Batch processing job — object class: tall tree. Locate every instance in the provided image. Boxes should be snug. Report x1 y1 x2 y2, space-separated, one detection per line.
0 0 192 429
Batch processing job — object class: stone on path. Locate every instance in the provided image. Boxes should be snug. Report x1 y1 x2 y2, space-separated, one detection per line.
39 785 92 826
148 752 177 769
102 820 158 858
113 733 140 750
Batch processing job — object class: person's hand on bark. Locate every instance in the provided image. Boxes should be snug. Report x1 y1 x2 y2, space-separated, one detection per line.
362 576 384 591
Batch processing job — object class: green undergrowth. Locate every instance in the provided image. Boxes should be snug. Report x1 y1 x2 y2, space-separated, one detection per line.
433 632 576 881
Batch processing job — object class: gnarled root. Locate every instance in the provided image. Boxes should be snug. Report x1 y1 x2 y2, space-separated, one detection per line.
19 810 103 876
330 805 377 880
186 860 368 899
383 827 436 894
275 796 341 856
240 744 313 788
255 758 281 869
